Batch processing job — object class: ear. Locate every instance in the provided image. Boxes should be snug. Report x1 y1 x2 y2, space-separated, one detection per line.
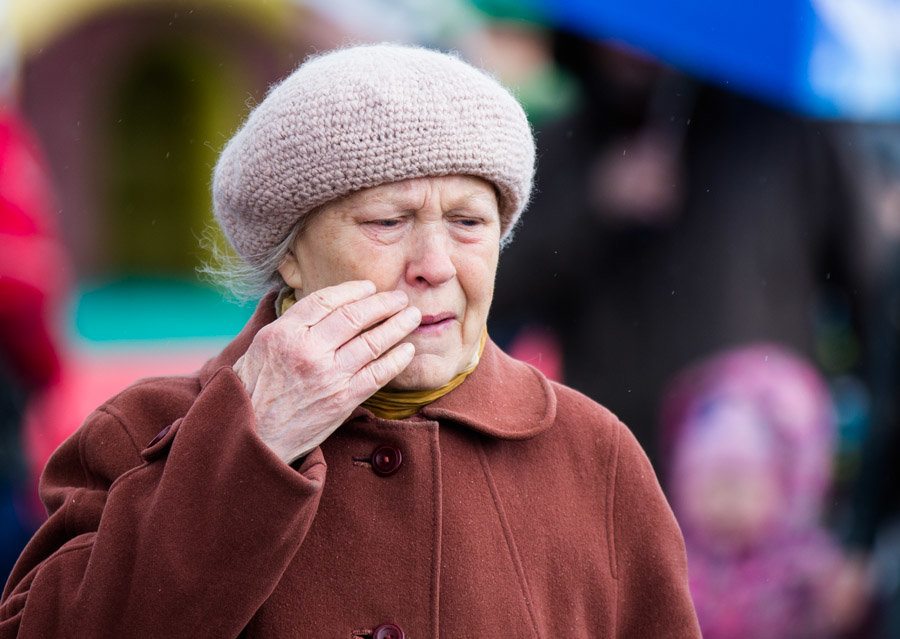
277 249 304 290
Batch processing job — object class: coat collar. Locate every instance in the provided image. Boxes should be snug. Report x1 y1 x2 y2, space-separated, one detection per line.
417 338 556 440
199 291 557 441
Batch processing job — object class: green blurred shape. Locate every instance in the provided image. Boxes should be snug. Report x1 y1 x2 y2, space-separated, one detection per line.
469 0 548 23
71 277 254 343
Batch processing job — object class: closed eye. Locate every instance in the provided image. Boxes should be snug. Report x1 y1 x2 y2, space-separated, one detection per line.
450 216 487 229
366 219 403 228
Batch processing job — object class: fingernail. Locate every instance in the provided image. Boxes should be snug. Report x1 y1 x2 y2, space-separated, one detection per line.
400 306 421 326
392 290 409 304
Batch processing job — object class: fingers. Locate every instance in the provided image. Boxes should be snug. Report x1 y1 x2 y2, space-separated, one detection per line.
284 280 413 350
334 304 421 372
312 288 413 347
284 280 377 327
350 342 416 398
277 280 421 397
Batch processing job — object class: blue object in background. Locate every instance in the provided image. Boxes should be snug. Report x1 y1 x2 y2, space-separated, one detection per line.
528 0 900 120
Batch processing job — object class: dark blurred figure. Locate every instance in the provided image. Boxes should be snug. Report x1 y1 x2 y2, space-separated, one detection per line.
490 31 856 465
838 127 900 639
660 343 862 638
0 104 67 578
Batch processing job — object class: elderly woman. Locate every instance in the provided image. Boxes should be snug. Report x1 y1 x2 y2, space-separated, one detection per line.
1 44 700 638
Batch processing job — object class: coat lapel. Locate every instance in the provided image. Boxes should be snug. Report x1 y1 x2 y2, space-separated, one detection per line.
421 339 557 440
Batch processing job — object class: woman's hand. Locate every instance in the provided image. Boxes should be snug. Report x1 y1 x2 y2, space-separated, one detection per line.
233 280 420 464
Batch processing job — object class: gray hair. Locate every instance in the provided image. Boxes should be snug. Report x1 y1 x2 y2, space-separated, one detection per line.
198 217 307 302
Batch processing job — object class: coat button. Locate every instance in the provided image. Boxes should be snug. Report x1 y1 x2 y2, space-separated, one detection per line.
146 424 172 448
370 445 402 476
372 623 405 639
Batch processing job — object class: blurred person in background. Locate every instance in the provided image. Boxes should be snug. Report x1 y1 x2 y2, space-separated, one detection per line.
489 31 857 466
838 128 900 639
660 343 869 639
0 100 67 579
0 44 700 637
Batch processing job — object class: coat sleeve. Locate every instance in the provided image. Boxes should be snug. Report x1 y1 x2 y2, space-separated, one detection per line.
0 366 326 638
610 422 701 638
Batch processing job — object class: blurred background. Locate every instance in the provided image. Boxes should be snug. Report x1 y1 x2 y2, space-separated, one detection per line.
1 0 898 636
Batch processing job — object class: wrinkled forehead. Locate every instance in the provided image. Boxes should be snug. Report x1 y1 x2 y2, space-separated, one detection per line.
336 176 499 213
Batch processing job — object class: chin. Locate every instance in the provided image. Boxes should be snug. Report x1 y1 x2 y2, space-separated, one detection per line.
386 354 459 391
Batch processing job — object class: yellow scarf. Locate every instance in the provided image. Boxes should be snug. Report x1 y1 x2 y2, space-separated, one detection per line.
276 288 486 419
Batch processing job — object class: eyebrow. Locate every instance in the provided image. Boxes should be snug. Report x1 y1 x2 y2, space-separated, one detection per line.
445 192 498 210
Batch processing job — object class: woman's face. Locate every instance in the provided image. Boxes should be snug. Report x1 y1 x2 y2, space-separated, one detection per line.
278 175 501 391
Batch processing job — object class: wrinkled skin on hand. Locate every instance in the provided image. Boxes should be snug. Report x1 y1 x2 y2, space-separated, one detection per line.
232 280 421 464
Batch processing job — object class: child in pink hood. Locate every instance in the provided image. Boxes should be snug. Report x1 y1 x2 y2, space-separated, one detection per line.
661 343 856 638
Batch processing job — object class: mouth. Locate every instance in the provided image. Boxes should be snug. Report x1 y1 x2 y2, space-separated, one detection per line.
416 312 456 332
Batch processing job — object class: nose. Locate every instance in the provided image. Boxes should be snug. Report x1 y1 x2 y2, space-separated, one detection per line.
404 222 456 288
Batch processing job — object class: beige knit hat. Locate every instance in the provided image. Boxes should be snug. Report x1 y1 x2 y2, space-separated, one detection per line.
212 43 535 263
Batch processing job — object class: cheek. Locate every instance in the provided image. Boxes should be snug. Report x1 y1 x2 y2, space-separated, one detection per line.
460 251 499 315
303 244 401 291
351 250 408 291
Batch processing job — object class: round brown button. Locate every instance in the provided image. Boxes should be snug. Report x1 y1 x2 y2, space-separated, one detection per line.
146 424 172 448
371 445 402 476
373 623 404 639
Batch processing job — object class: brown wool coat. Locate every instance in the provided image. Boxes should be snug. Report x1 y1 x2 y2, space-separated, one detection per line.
1 294 700 638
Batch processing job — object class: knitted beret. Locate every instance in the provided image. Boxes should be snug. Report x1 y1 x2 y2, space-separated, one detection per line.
213 43 535 263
